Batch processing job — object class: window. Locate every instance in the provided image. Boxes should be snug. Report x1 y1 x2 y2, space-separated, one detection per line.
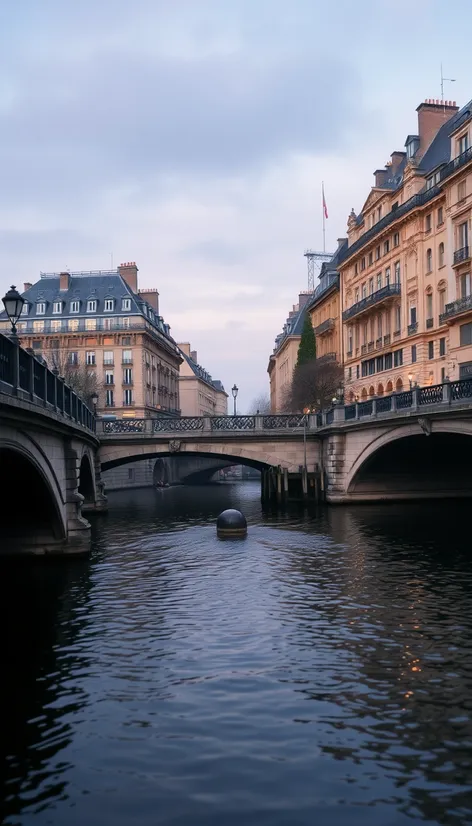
103 317 113 330
68 318 79 331
438 242 445 268
86 299 97 313
426 248 432 273
410 306 417 325
393 232 399 247
69 352 79 366
70 300 80 313
121 317 130 328
19 303 28 317
385 353 393 370
460 273 471 298
362 322 368 344
354 263 358 275
377 272 382 291
85 318 96 330
428 341 434 359
32 340 42 350
36 302 46 315
347 367 352 380
122 298 131 311
458 133 469 156
347 328 353 352
86 351 96 365
122 336 131 345
104 298 114 312
355 288 359 303
123 368 133 384
51 319 62 332
384 239 390 254
52 301 62 314
33 321 44 332
376 245 381 260
377 206 382 221
368 251 373 266
439 337 446 356
369 277 374 295
394 261 400 284
361 283 367 299
395 305 401 332
441 367 446 382
105 369 114 385
376 356 383 372
439 289 446 315
411 345 417 363
458 181 467 202
106 389 114 407
356 365 360 379
394 349 403 367
437 207 444 226
122 349 132 364
386 266 391 286
124 389 133 406
426 293 433 320
103 351 114 365
460 322 472 346
361 257 366 271
458 221 469 249
425 213 432 232
392 201 399 211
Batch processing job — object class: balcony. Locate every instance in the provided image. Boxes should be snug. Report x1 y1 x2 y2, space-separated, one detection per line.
440 294 472 323
408 322 418 336
316 352 337 364
342 283 401 321
375 337 382 349
314 318 335 336
367 341 374 352
383 334 391 346
453 246 470 267
426 317 434 329
122 359 133 365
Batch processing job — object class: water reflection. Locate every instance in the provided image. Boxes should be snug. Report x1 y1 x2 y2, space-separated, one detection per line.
1 485 472 826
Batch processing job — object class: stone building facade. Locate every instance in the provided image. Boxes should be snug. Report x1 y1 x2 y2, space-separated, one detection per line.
177 343 228 416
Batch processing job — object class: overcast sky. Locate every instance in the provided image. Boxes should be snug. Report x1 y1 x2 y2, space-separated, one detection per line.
1 1 471 410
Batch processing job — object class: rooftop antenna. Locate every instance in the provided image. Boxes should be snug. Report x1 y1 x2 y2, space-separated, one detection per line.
441 63 456 112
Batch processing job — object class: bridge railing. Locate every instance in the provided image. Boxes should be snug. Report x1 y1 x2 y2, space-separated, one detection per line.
337 378 472 423
99 413 310 435
0 334 96 433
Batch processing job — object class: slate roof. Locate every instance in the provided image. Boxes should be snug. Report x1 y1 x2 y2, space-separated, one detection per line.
419 100 472 173
180 351 227 394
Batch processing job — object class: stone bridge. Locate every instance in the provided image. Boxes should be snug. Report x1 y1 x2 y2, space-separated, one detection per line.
0 335 105 556
98 380 472 503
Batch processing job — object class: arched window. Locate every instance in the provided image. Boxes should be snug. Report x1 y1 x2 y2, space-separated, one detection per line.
369 385 375 397
438 281 447 316
396 377 403 391
377 383 384 396
426 248 432 273
386 380 393 393
361 388 368 399
438 242 444 268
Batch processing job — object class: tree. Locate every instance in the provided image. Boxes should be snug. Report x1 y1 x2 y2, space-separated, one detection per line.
247 393 271 414
42 343 101 403
296 313 316 368
282 359 343 412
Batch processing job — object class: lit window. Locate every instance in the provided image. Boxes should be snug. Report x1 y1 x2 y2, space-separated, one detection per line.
70 300 80 313
33 320 44 332
36 302 46 315
87 299 97 312
86 351 96 365
51 320 62 332
68 319 79 331
122 298 131 311
85 318 96 330
121 317 130 328
104 298 114 312
103 318 113 330
52 301 62 314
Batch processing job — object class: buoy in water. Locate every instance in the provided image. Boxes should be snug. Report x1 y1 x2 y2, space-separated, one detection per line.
216 509 247 538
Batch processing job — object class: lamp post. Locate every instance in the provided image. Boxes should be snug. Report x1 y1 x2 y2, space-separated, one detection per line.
231 384 238 416
2 285 25 345
90 391 99 414
408 372 413 390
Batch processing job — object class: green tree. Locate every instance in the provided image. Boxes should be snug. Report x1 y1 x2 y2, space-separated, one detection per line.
296 313 316 368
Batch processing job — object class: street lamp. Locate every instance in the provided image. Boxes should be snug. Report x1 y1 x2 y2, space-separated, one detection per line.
2 285 24 344
408 372 413 390
90 391 99 414
231 384 239 416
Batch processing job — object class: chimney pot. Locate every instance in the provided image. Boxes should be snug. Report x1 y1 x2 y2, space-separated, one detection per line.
23 282 32 292
59 271 70 291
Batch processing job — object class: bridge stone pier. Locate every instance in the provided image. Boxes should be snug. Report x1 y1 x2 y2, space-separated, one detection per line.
0 336 105 556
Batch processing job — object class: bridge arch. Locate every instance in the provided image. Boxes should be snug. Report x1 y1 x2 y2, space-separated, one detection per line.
78 452 95 505
346 423 472 500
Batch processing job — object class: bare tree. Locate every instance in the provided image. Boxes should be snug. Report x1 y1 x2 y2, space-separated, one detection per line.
282 360 343 412
42 343 101 403
247 393 271 414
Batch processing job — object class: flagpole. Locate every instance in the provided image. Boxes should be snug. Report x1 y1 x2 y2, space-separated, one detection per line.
322 181 326 253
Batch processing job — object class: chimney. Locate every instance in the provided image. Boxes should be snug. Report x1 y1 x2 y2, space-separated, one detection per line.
190 350 198 363
416 99 459 158
374 168 389 187
118 261 138 293
59 271 70 291
23 282 32 292
390 151 406 174
138 288 159 313
298 291 312 310
337 237 347 249
178 342 191 357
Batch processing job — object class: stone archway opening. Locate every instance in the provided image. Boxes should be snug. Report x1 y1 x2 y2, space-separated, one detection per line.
78 455 95 505
348 432 472 500
0 448 65 554
377 383 384 396
369 385 375 397
396 378 403 391
386 380 393 393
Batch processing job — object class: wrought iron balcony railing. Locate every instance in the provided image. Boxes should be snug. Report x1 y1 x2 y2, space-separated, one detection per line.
453 246 470 266
314 318 335 336
426 317 434 329
408 322 418 335
342 283 401 321
440 293 472 323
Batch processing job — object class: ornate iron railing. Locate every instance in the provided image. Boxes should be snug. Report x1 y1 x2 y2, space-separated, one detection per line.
262 415 305 429
408 322 418 335
451 378 472 401
440 294 472 322
453 246 470 266
314 318 335 336
153 417 204 432
396 390 413 409
103 419 146 433
419 384 444 405
376 396 393 413
344 404 356 420
211 416 255 430
358 400 373 417
342 284 401 321
426 317 434 329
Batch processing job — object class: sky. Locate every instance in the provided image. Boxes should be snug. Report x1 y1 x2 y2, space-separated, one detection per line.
1 0 472 411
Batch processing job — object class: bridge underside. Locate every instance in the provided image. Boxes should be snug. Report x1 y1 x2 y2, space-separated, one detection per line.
348 433 472 501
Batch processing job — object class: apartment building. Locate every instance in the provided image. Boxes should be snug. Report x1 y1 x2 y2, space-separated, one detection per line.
267 293 311 412
177 343 228 416
340 98 472 400
0 262 182 418
306 244 345 365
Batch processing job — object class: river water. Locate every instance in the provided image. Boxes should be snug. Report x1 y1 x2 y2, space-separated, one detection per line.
2 482 472 826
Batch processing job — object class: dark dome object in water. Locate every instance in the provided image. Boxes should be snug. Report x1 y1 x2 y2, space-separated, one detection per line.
216 509 247 538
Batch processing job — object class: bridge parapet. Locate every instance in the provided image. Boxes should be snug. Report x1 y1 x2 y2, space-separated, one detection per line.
98 413 318 437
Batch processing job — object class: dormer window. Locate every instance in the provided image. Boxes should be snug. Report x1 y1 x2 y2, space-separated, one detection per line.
21 303 29 316
406 135 419 159
70 300 80 313
87 299 97 313
36 302 46 315
104 298 114 312
122 298 131 311
53 301 62 314
458 133 469 157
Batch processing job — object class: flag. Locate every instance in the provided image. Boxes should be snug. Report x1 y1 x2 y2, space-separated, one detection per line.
322 183 328 219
